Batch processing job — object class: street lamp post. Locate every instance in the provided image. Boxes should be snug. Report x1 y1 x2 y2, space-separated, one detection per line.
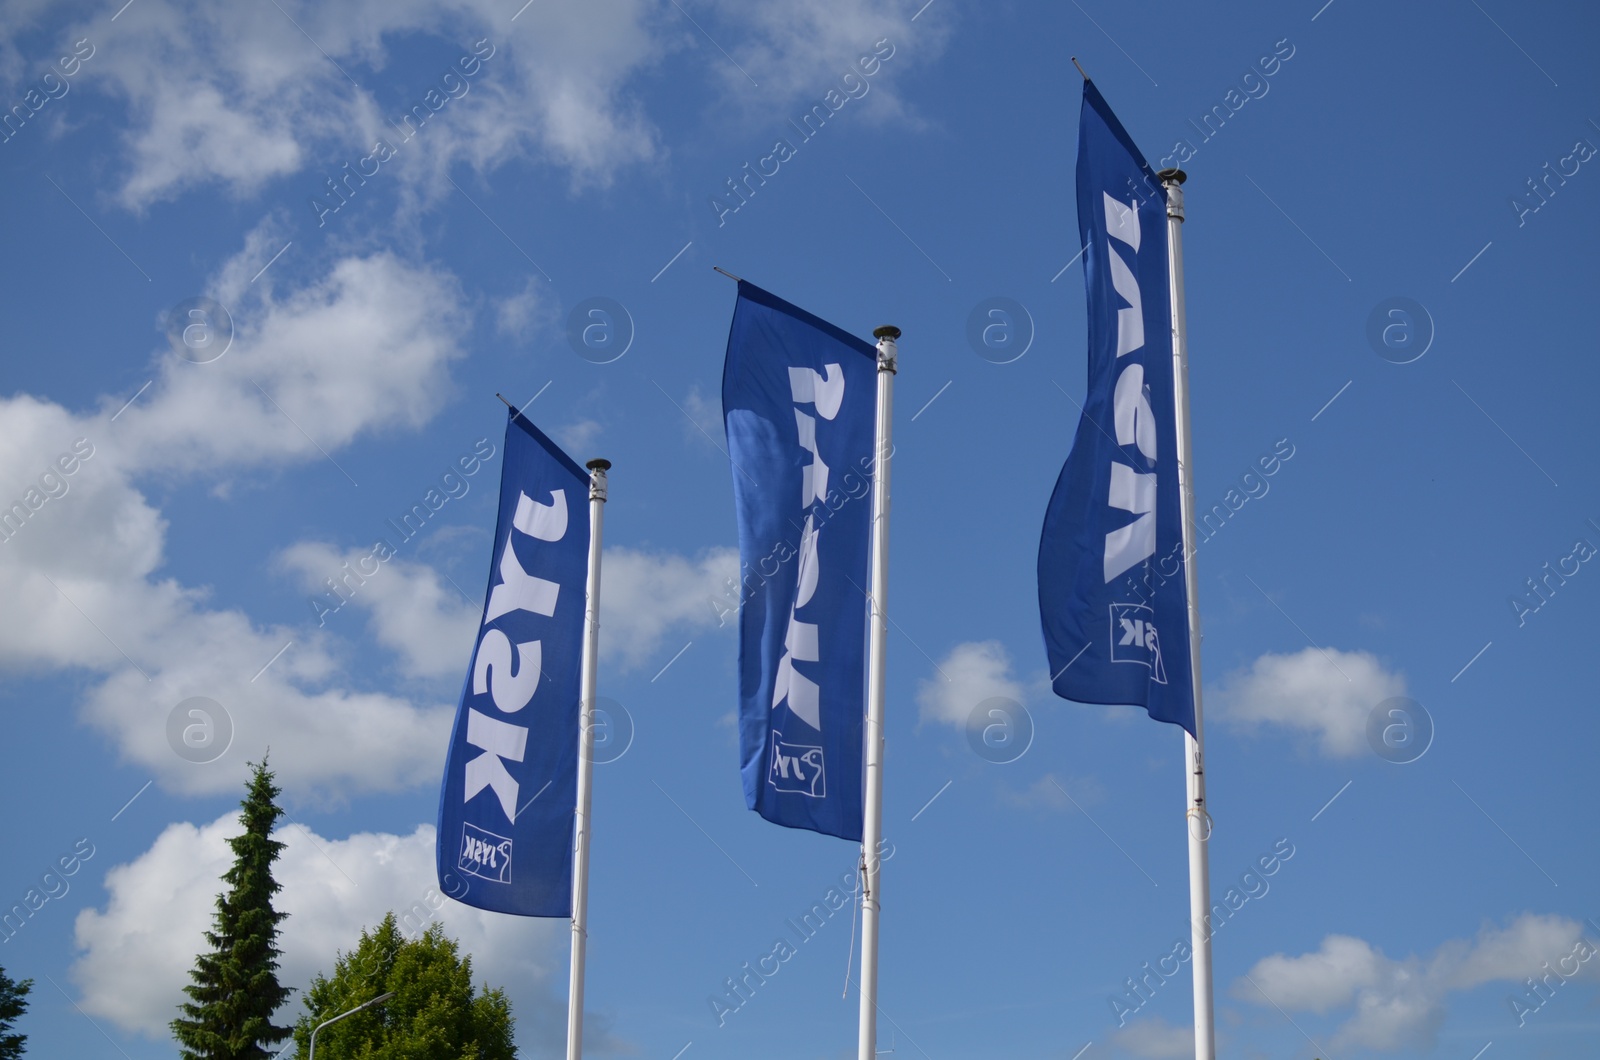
307 990 395 1060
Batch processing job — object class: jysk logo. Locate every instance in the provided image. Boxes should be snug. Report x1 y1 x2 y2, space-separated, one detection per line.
1109 602 1166 684
768 733 826 797
458 823 513 884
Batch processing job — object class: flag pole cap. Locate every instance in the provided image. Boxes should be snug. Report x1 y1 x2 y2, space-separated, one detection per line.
1157 168 1187 184
586 458 612 471
873 326 901 340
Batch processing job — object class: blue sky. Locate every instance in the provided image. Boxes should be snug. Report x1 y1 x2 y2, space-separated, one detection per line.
1 1 1597 1058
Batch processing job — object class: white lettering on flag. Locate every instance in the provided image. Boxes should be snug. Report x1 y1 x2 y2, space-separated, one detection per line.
1104 191 1140 252
484 529 560 623
794 410 830 506
774 514 822 728
464 708 529 821
1105 463 1157 581
461 484 572 825
1102 194 1159 584
772 359 844 734
1107 249 1144 357
473 629 543 713
788 364 845 420
1112 363 1157 457
512 489 568 541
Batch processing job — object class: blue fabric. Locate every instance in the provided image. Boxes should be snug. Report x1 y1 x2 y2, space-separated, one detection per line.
722 280 876 841
437 409 590 915
1038 82 1196 736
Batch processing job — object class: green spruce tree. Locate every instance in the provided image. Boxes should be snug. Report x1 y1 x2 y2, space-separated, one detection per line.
291 914 515 1059
0 965 31 1060
171 757 293 1059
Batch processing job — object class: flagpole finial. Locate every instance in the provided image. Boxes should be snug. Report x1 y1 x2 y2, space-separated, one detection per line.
1159 169 1187 221
586 458 610 502
1071 56 1089 81
873 326 899 375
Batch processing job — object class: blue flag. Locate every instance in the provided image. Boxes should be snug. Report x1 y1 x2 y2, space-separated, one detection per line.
722 281 875 841
437 409 590 915
1038 81 1196 736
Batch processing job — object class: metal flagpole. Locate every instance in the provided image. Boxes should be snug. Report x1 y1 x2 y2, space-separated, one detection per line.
1159 168 1216 1060
857 325 898 1060
566 457 610 1060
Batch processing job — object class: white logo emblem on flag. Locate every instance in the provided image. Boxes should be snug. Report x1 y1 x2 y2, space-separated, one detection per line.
458 822 513 884
768 733 826 797
1109 602 1167 685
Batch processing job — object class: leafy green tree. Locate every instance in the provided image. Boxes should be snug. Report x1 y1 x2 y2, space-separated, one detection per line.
0 965 31 1060
171 757 293 1059
290 914 515 1059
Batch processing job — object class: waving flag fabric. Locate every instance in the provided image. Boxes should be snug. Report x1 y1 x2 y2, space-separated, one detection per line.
438 408 590 915
1038 81 1196 736
722 280 875 840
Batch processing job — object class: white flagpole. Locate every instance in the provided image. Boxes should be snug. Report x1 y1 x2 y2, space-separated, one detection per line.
1159 168 1216 1060
566 457 609 1060
857 325 898 1060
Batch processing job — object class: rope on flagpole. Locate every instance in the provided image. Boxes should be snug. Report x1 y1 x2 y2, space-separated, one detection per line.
842 855 863 998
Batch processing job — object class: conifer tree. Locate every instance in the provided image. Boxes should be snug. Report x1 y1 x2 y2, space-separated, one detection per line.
171 757 293 1059
0 965 30 1060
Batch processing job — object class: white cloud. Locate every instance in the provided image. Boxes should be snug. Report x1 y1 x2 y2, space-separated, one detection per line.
704 0 950 126
70 0 668 210
679 384 723 449
0 233 472 799
279 542 480 680
1242 935 1387 1013
1209 647 1406 758
70 812 617 1054
553 418 604 458
1111 1017 1194 1059
0 221 735 797
916 640 1025 727
57 0 953 215
1001 772 1105 812
495 275 557 342
600 546 739 671
114 239 469 475
1236 915 1598 1051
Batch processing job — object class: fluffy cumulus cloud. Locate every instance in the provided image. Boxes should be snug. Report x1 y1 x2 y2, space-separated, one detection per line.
916 639 1026 728
705 0 950 123
119 241 470 474
278 539 738 680
1208 647 1406 758
601 546 739 670
69 813 625 1053
58 0 668 209
0 231 477 798
0 222 740 797
15 0 952 214
279 543 481 680
1236 915 1599 1051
